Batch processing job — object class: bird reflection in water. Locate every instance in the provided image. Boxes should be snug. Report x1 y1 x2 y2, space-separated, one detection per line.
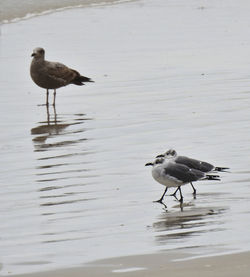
153 206 227 244
31 106 95 212
31 105 90 151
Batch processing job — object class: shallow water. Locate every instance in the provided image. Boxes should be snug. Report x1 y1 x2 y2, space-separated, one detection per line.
0 0 133 23
1 0 250 275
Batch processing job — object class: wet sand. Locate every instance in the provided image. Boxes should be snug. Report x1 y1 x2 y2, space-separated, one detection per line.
12 251 250 277
1 0 250 275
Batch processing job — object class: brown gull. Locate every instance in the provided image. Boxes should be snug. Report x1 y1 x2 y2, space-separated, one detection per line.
30 47 94 106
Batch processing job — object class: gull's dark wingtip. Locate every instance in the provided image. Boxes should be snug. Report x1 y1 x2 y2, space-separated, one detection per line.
214 167 230 172
206 175 221 181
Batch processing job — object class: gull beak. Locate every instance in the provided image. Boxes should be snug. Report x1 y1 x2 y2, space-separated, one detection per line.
156 154 164 158
145 162 153 166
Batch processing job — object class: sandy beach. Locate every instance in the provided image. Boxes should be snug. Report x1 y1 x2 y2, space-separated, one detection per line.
12 251 250 277
1 0 250 276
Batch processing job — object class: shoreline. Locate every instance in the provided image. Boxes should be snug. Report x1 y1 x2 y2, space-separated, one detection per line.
0 0 135 24
11 251 250 277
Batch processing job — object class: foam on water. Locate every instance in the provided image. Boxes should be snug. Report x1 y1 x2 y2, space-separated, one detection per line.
0 0 134 23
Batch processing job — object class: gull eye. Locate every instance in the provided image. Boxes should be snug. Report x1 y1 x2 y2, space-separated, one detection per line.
39 49 44 54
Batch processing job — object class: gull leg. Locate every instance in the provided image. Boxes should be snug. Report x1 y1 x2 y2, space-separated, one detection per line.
46 104 50 124
170 187 179 200
154 187 168 204
46 89 49 106
178 186 183 203
53 89 56 106
190 182 197 195
178 187 184 211
171 187 183 202
53 104 57 124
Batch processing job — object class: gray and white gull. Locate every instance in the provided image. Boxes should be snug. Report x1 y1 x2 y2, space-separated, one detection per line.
145 158 220 206
156 149 229 195
30 47 94 106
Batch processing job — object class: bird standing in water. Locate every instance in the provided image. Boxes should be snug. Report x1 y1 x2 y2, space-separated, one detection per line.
156 149 229 196
30 47 94 106
145 158 220 206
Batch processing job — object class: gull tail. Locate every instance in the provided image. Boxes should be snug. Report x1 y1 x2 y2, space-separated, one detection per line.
78 75 94 83
214 167 230 172
73 75 94 85
71 69 94 86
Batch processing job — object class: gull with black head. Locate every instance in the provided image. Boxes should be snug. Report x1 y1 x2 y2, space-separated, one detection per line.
156 149 229 196
145 158 220 207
